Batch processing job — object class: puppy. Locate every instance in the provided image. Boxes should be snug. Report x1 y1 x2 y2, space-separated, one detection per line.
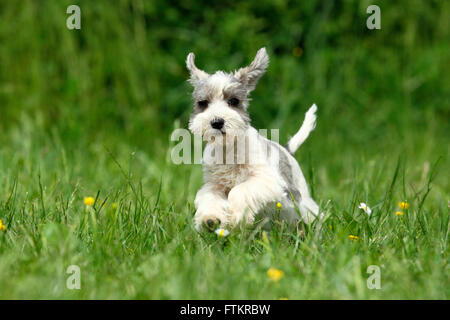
186 47 320 231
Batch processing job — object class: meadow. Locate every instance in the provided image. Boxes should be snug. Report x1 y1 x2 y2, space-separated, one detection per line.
0 1 448 299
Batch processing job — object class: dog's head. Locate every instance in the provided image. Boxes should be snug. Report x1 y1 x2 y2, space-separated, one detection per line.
186 48 269 143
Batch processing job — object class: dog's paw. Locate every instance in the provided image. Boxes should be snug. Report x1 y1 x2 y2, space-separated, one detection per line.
228 208 255 228
194 202 230 232
227 189 255 228
194 213 223 231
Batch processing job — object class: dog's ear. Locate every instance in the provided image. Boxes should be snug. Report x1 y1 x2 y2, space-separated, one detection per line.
234 47 269 92
186 52 209 82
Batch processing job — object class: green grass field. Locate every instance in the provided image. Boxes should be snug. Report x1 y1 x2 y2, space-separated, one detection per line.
0 1 448 299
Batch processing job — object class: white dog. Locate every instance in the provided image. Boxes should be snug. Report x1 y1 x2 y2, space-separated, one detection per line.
187 47 321 231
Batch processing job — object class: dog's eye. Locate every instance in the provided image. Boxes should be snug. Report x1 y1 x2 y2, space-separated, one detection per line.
228 98 240 107
197 100 209 109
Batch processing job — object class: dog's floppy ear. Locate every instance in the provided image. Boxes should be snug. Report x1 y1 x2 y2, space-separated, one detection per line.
234 47 269 92
186 52 209 82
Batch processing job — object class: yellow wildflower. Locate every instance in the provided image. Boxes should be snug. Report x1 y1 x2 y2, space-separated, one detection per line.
276 202 282 209
267 268 284 281
0 219 6 231
398 201 410 210
84 197 95 206
348 235 359 241
111 202 118 210
395 211 404 216
279 297 289 300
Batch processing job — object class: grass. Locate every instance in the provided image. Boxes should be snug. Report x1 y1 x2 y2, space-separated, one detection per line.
0 1 448 299
0 131 447 299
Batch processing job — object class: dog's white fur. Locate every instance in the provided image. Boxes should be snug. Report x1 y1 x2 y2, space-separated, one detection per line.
186 47 321 231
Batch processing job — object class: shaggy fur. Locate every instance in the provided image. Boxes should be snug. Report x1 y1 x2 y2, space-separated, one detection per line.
186 47 321 231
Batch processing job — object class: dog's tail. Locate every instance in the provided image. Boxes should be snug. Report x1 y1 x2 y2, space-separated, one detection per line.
285 104 317 154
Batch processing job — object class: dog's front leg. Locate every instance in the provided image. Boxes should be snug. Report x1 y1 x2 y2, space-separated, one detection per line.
228 174 284 227
194 183 229 231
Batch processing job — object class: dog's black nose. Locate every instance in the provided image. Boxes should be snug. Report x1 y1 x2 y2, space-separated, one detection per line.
210 118 224 130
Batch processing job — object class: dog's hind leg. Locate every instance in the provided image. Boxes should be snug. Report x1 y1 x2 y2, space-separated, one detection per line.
298 197 321 224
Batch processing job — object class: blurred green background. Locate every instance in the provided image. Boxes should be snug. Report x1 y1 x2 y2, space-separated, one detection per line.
0 0 448 299
0 1 448 190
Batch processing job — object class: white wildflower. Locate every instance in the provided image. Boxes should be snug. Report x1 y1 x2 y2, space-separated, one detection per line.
215 228 230 238
358 202 372 215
